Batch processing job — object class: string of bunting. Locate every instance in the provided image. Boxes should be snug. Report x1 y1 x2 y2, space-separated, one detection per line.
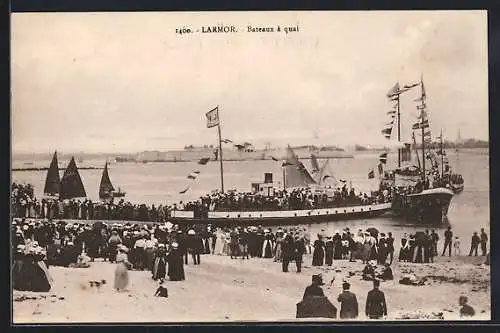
179 157 212 194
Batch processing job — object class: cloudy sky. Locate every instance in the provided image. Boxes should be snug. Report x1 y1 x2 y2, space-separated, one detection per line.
11 11 488 154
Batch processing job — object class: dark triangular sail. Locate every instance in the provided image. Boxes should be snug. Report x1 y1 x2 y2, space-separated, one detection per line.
43 151 61 196
99 162 115 199
311 154 320 173
60 157 87 200
284 146 317 188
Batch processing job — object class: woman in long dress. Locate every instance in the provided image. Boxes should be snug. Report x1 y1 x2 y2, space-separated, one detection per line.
312 235 325 266
114 246 131 292
213 228 224 255
222 230 231 256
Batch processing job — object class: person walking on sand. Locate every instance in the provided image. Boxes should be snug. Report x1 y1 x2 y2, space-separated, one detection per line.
480 228 488 256
365 280 387 320
459 295 475 317
468 232 480 256
441 227 453 257
114 245 131 292
337 282 358 319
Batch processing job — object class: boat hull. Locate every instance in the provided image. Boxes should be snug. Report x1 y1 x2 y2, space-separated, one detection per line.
169 203 391 226
390 187 454 223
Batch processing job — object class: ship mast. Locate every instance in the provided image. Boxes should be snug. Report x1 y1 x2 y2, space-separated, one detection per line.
440 129 444 178
419 75 426 182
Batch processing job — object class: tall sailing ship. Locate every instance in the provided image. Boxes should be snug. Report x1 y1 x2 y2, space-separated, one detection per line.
380 76 454 222
99 161 126 201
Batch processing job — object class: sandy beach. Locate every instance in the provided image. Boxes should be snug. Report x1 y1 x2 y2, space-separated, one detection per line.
13 253 490 323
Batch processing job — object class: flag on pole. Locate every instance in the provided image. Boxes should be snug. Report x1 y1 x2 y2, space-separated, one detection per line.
387 82 400 98
403 83 419 89
221 138 233 144
206 107 220 128
368 169 375 179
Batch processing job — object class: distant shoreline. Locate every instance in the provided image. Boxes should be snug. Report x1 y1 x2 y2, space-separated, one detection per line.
12 167 104 172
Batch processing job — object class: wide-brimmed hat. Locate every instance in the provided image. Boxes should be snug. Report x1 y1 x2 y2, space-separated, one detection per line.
188 229 196 235
312 274 325 286
171 242 179 249
158 243 165 248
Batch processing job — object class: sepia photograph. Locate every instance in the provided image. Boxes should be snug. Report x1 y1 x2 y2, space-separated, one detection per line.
11 10 489 323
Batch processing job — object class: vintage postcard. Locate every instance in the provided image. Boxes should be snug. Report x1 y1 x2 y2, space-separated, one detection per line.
11 11 489 323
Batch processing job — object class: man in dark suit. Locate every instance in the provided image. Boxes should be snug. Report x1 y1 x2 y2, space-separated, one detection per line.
365 280 387 319
293 235 306 273
441 227 453 257
337 282 358 319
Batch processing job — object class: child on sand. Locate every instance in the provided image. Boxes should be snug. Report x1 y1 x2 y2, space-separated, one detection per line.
453 237 461 256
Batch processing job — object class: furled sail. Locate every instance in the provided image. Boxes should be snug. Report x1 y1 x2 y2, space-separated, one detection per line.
43 151 61 196
99 162 115 200
284 145 317 188
60 157 87 200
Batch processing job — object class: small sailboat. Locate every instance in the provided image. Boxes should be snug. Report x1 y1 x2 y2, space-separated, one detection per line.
43 151 61 197
99 162 125 201
60 157 87 200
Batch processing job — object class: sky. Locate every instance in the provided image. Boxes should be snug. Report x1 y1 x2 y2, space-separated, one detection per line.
11 11 488 154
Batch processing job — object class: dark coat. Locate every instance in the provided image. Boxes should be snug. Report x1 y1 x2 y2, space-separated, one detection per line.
365 288 387 318
337 291 359 319
303 284 324 299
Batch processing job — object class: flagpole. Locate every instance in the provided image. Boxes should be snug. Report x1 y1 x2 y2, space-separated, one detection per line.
397 92 401 168
440 128 444 178
216 106 225 193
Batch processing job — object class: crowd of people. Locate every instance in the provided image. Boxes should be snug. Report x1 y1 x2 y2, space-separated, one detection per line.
11 182 393 223
180 186 392 213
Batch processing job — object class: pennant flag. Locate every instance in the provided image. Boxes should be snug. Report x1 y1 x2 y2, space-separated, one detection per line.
322 175 332 181
282 161 294 167
423 130 431 137
198 157 210 165
221 138 233 144
206 107 220 128
271 156 280 162
187 171 200 180
387 82 400 98
387 110 396 115
368 169 375 179
417 104 426 110
179 187 190 194
420 75 426 99
378 163 384 175
381 127 392 137
340 179 347 183
403 83 419 89
390 96 399 102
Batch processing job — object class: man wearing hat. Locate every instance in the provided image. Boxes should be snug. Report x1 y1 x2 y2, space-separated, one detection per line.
337 282 359 319
365 280 387 319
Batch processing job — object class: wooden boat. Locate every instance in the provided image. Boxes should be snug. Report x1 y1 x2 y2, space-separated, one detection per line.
43 151 60 198
60 156 87 200
99 162 126 201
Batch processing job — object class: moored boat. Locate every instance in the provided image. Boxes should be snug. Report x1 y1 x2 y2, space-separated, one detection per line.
380 76 454 222
99 161 126 201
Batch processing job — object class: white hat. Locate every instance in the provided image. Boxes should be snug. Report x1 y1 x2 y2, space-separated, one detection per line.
171 242 179 249
158 243 165 248
22 225 28 230
67 241 74 246
188 230 195 235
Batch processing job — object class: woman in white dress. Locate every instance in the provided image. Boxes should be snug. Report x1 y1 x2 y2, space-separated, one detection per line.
114 245 131 292
213 228 224 255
